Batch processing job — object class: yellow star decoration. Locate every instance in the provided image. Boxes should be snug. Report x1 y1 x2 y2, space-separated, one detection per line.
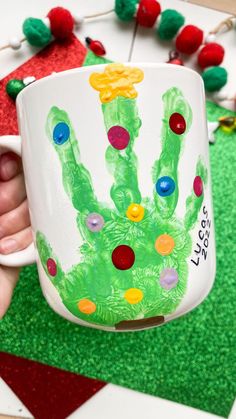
89 63 144 103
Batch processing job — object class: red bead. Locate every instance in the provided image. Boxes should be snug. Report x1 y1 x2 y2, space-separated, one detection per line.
176 25 203 55
169 113 186 135
47 7 74 40
193 176 203 197
136 0 161 28
112 245 135 270
47 258 57 276
198 43 225 69
86 37 106 56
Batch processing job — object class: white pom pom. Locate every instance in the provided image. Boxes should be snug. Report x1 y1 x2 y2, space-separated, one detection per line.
212 89 229 102
43 17 50 28
73 14 84 27
205 33 216 44
134 3 139 17
23 76 36 86
9 37 21 50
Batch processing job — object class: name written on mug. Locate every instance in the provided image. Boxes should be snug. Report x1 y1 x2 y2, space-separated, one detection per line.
191 205 211 266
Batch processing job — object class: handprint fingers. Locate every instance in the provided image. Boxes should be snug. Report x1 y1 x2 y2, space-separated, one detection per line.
46 107 99 214
36 231 64 290
184 158 208 231
152 87 192 219
90 64 143 214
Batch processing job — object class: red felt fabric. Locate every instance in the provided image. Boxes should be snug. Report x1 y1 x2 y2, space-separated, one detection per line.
0 352 106 418
0 34 87 136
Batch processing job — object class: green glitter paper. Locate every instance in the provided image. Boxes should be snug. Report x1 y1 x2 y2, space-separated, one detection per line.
0 54 235 418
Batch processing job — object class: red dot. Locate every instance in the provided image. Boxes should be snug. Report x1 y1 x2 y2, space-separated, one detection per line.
107 126 130 150
193 176 203 197
112 245 135 270
169 113 186 135
47 258 57 276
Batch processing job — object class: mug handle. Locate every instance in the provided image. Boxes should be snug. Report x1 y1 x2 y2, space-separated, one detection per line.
0 135 36 267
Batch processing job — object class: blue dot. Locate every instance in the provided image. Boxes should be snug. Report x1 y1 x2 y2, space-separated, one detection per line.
156 176 175 197
53 122 70 145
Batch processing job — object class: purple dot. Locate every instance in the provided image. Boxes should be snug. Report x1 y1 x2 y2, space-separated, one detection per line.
86 213 104 232
159 268 179 290
47 258 57 276
107 126 130 150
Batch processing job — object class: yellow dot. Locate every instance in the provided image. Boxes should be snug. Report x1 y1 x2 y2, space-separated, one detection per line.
78 299 96 314
124 288 143 304
126 203 145 222
155 234 175 256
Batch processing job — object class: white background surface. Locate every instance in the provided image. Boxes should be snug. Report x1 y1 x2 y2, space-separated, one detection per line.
0 0 235 418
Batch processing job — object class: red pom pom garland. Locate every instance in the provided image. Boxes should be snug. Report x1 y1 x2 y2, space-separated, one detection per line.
47 7 74 40
136 0 161 28
197 42 225 69
1 1 230 97
175 24 203 54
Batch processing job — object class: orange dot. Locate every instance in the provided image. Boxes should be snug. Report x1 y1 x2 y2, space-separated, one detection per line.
124 288 143 304
78 299 96 314
155 234 175 256
126 203 145 222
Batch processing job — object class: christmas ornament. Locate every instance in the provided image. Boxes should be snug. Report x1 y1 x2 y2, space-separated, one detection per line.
85 37 106 56
167 50 184 66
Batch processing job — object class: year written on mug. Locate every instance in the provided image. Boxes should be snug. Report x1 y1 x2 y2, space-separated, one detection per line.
0 63 216 331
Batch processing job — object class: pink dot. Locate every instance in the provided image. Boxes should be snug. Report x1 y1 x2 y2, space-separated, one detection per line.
107 126 130 150
47 258 57 276
193 176 203 197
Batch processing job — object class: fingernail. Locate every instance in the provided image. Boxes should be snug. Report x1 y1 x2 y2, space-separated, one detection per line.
0 155 18 178
0 238 17 253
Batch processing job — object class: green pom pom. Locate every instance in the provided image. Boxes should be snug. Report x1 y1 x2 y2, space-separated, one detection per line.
6 79 25 100
157 9 185 40
23 17 51 47
202 66 228 92
115 0 138 21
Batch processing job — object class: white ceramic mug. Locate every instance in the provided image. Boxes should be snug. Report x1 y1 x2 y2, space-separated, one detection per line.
0 63 216 331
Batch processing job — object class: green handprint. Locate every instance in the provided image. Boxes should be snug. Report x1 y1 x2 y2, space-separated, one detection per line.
36 64 207 330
